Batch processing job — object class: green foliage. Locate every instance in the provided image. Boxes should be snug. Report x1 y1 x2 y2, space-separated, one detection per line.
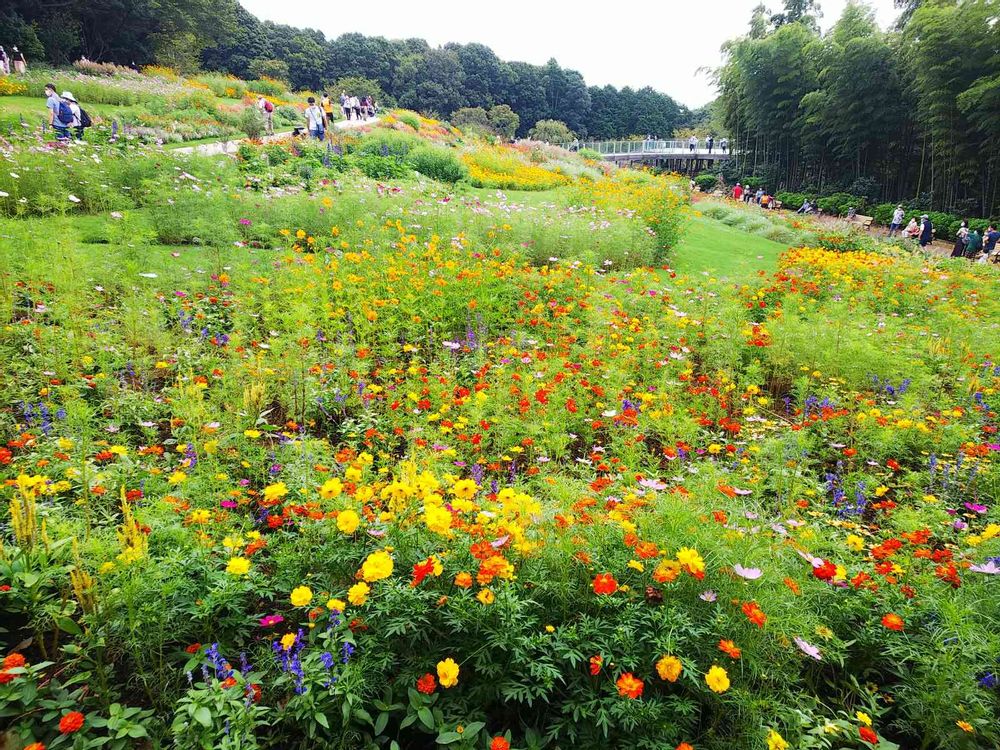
694 173 719 192
816 192 865 216
528 118 574 144
353 153 410 180
406 146 468 183
239 106 265 140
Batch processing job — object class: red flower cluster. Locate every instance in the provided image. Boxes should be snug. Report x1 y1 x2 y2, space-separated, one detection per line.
59 711 85 734
592 573 618 595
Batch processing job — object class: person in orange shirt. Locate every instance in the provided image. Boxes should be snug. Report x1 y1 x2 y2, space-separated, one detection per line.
321 92 335 140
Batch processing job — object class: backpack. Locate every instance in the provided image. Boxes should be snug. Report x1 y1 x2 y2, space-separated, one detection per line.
264 100 274 113
79 108 92 128
57 100 74 125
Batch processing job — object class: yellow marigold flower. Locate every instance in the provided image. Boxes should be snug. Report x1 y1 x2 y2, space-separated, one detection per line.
956 720 973 733
327 598 346 612
705 665 730 693
477 588 495 605
845 534 865 552
290 585 313 607
226 557 250 575
280 632 297 650
264 482 289 502
348 581 370 605
545 625 555 633
319 478 343 500
361 550 394 582
189 509 211 524
656 655 682 682
451 478 478 501
244 429 261 438
337 509 360 534
856 711 872 726
766 729 788 750
437 657 460 688
168 471 187 484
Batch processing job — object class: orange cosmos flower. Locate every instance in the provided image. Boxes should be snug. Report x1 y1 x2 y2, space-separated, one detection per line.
616 672 644 699
592 573 618 595
881 613 904 631
718 640 742 659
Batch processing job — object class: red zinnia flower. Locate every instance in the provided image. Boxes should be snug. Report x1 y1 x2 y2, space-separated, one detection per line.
416 673 437 694
592 573 618 595
2 653 26 669
490 737 511 750
881 613 904 631
59 711 85 734
813 560 837 580
859 726 879 744
589 655 603 675
616 672 644 699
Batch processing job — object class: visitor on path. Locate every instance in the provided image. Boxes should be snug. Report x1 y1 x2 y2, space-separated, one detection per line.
796 198 812 214
0 46 9 75
688 135 697 152
732 183 743 201
45 83 72 141
321 93 335 128
951 221 969 257
12 46 26 74
964 228 982 259
984 225 1000 260
304 97 326 141
340 92 349 119
754 187 764 205
707 135 714 153
918 214 934 248
257 97 274 135
720 137 729 153
888 205 905 236
903 217 919 239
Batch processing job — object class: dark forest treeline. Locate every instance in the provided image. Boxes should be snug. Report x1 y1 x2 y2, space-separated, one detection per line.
0 0 694 139
717 0 1000 216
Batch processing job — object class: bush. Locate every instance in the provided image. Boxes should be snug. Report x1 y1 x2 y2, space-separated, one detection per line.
395 111 422 131
406 146 468 183
352 153 410 180
776 192 808 210
694 173 719 192
357 129 423 158
239 106 265 140
247 77 288 99
527 119 574 144
816 192 865 216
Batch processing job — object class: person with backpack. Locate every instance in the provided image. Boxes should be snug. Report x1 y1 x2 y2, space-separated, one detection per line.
62 92 88 140
45 83 72 141
258 97 274 135
304 96 325 140
951 220 969 257
918 214 934 248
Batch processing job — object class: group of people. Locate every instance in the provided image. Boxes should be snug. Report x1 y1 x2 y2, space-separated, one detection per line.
303 92 378 140
889 209 937 248
688 135 728 154
44 83 91 141
0 45 28 75
949 219 1000 262
731 183 776 208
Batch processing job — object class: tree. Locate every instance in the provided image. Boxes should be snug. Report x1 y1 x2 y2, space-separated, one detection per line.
507 62 550 137
771 0 821 28
202 3 272 78
528 119 574 143
248 58 289 82
452 107 493 133
487 105 519 140
448 43 513 108
326 33 398 94
543 59 591 136
394 48 466 117
328 76 386 102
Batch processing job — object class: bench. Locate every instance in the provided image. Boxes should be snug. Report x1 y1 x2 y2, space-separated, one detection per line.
847 214 874 229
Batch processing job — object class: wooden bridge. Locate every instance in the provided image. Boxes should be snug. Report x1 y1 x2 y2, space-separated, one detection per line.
563 138 732 172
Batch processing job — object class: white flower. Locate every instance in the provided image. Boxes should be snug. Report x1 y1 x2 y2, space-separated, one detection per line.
0 191 7 197
68 194 81 203
138 272 158 278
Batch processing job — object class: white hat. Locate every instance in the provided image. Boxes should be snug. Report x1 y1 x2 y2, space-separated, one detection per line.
61 91 76 102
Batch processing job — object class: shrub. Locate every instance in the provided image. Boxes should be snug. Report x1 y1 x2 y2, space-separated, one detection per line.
527 119 574 144
776 192 808 210
406 146 467 183
352 153 410 180
694 173 719 192
239 106 265 140
816 192 865 216
72 59 139 77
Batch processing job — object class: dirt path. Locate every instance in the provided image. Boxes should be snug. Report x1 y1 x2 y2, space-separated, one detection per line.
175 116 380 156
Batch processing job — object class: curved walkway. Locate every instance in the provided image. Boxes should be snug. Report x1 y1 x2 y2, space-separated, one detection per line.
176 116 380 156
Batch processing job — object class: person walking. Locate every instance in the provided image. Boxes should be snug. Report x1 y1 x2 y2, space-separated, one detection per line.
304 96 325 140
720 137 728 153
258 96 274 135
340 91 349 120
12 46 26 74
951 220 969 257
964 228 982 260
0 46 9 75
754 187 764 205
688 135 697 152
321 92 335 130
44 83 72 140
918 214 934 248
732 182 743 201
351 95 362 121
706 135 714 154
888 204 905 236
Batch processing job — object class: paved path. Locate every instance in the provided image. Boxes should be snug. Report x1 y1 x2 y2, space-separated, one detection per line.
175 116 380 156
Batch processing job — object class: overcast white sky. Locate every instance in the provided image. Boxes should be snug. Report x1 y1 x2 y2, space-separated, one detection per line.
241 0 901 108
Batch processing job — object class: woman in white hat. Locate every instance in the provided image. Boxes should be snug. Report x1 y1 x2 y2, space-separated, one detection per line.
62 92 83 139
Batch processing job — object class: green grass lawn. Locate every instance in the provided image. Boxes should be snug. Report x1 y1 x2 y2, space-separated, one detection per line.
671 211 789 278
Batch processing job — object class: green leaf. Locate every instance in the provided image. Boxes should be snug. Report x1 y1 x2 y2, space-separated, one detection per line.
314 712 329 729
417 707 434 730
400 714 416 729
55 617 82 636
462 721 485 737
435 731 462 744
374 712 388 735
193 706 212 728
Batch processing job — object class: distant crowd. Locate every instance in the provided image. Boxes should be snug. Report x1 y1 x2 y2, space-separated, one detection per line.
302 92 378 140
0 45 28 74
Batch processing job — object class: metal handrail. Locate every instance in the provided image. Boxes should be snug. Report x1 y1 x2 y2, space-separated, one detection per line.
561 139 731 157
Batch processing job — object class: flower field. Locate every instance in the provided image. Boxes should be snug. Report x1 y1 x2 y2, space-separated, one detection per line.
1 120 999 750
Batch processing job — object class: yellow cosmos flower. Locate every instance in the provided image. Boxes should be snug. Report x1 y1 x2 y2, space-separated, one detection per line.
264 483 289 502
226 557 250 575
337 509 360 534
327 598 346 612
348 581 370 605
656 655 682 682
361 550 394 582
437 657 459 688
766 729 788 750
424 504 452 536
451 478 478 500
705 665 730 693
290 585 313 607
477 588 495 605
319 478 343 500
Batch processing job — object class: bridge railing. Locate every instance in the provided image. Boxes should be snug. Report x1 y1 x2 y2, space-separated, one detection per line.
559 139 729 156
